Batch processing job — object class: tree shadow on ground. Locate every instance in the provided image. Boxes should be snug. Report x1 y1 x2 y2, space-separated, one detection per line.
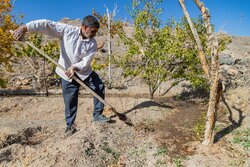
123 100 173 115
214 94 245 143
176 84 209 101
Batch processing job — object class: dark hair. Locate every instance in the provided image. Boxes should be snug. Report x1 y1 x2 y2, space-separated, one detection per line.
81 15 100 28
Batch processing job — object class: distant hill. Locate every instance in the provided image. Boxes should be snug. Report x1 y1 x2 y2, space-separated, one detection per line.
58 17 81 26
223 36 250 59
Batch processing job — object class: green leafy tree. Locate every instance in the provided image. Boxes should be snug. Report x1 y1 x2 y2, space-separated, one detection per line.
173 17 231 90
0 0 18 87
14 33 43 58
14 33 60 89
116 0 169 99
116 0 230 99
151 17 210 94
115 0 207 99
42 40 60 72
13 33 44 88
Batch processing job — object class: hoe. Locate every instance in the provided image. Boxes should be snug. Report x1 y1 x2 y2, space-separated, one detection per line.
14 38 132 126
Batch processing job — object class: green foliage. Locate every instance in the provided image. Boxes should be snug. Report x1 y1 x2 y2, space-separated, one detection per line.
173 158 183 167
14 33 43 57
101 142 120 160
154 146 168 156
91 57 107 71
13 33 60 81
42 40 60 72
116 1 232 98
217 33 232 52
168 18 211 88
232 128 250 151
194 112 206 140
115 0 213 98
116 0 168 99
14 33 60 66
0 0 19 87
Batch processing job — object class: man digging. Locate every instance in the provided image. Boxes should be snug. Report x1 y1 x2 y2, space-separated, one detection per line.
13 15 111 137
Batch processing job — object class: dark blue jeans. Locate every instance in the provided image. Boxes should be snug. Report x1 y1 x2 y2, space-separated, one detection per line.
61 71 105 127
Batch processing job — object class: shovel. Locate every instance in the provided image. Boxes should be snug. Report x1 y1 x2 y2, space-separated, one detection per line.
19 40 132 126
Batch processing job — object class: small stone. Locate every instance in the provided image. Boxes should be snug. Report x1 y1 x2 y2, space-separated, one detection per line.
21 78 31 85
16 79 22 86
227 68 239 76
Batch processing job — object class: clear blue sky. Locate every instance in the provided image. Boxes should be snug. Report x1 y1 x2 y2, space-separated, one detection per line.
12 0 250 36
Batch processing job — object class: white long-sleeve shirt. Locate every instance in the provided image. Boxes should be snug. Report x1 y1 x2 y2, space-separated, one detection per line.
26 19 97 82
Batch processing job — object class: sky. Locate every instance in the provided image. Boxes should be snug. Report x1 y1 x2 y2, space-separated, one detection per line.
11 0 250 36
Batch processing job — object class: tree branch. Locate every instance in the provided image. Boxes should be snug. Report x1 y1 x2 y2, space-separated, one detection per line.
178 0 210 78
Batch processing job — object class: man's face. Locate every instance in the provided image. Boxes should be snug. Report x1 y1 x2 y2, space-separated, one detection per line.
81 26 98 39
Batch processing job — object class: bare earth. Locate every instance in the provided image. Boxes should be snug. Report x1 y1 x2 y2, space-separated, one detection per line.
0 84 249 167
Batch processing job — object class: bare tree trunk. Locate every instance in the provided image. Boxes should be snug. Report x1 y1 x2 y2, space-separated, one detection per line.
179 0 221 145
193 0 213 39
203 37 219 145
24 56 36 71
43 57 48 96
107 9 112 89
193 0 222 146
148 79 154 99
149 86 154 99
178 0 210 78
102 5 117 89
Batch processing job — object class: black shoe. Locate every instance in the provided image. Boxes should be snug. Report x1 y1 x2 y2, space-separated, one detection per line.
65 125 77 137
93 114 111 124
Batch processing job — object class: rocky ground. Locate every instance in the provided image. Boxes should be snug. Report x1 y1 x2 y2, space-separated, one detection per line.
0 82 249 167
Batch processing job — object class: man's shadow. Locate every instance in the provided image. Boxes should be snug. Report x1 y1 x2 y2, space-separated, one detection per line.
214 94 245 143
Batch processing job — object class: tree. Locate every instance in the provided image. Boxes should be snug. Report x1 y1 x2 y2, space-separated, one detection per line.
178 0 231 145
42 39 60 72
162 17 211 89
92 6 118 88
0 0 18 87
42 39 60 93
116 0 171 99
116 0 209 99
14 33 60 90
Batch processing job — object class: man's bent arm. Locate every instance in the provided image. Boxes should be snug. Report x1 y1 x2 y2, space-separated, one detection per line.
26 19 67 39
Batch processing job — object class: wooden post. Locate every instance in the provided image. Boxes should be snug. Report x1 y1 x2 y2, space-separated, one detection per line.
107 9 112 88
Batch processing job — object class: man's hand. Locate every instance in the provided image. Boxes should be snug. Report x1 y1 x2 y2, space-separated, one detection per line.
13 25 28 41
65 66 79 78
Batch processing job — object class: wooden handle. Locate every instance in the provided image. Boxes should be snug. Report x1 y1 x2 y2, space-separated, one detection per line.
25 41 114 109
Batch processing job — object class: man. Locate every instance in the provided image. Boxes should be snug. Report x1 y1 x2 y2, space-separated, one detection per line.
13 15 111 136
